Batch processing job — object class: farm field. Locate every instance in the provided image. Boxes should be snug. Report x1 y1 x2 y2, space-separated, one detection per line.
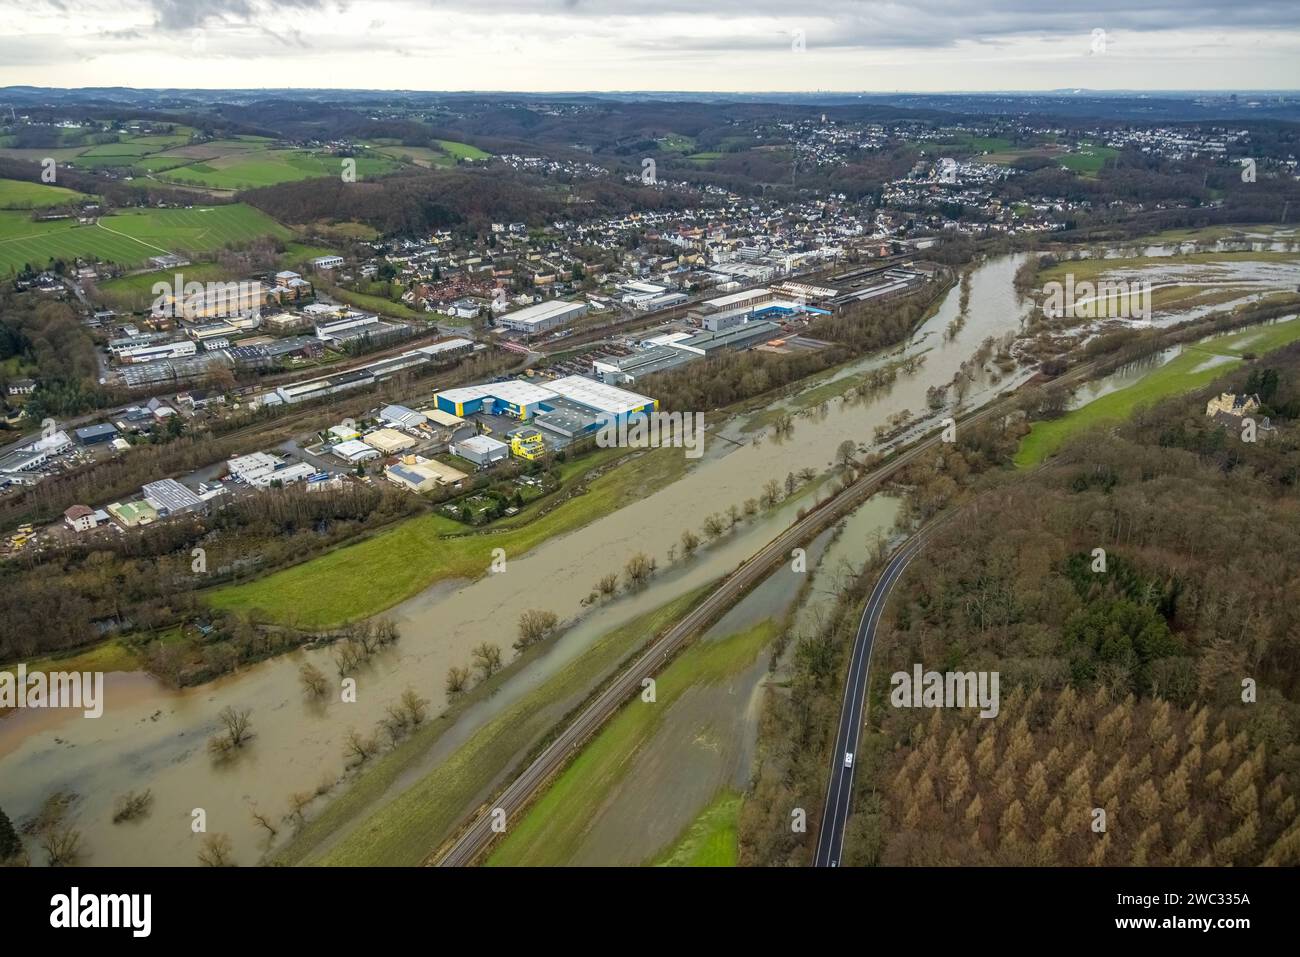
157 149 400 190
0 203 291 275
653 792 743 866
1014 318 1300 467
0 178 90 209
486 620 773 866
436 139 490 161
1060 143 1120 176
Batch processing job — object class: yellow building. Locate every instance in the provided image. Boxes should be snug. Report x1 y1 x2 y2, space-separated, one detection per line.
510 428 546 460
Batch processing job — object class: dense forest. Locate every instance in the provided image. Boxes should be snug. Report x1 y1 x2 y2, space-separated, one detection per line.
742 340 1300 867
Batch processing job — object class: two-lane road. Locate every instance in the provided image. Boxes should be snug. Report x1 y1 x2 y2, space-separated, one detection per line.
813 519 944 867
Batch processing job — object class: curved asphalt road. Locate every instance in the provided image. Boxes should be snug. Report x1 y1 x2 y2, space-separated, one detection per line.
812 519 944 867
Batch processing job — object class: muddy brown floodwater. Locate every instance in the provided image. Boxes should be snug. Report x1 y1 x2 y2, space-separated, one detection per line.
0 254 1034 865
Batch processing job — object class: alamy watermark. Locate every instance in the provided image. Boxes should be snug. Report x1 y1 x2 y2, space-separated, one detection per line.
890 664 1000 718
1042 273 1151 321
0 665 103 718
596 411 705 459
50 887 150 937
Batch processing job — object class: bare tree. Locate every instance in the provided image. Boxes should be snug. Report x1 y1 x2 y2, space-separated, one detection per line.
249 807 278 839
197 833 234 867
623 552 656 588
298 661 328 698
112 790 153 824
400 688 429 725
445 665 470 698
208 706 253 758
471 642 503 680
702 514 725 540
286 791 313 825
343 728 379 765
761 478 783 508
41 826 82 867
680 528 701 556
836 439 858 469
596 573 619 597
220 706 253 746
516 609 559 650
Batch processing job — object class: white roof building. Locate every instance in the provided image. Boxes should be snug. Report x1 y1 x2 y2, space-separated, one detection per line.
332 439 381 463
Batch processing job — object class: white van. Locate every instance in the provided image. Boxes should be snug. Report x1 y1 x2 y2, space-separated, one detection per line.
844 752 854 768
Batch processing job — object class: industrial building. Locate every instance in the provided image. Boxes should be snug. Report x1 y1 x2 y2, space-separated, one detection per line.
497 299 588 334
74 423 119 445
227 452 318 488
364 428 417 455
332 439 381 464
117 340 198 364
451 434 510 467
435 375 657 439
142 478 205 517
509 427 546 460
107 500 157 528
668 321 783 356
592 346 691 385
380 404 427 430
385 455 468 492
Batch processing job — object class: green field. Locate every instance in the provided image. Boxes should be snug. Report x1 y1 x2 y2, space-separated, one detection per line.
157 150 399 190
98 261 237 307
207 445 687 628
324 283 422 319
280 586 711 866
1015 319 1300 467
686 152 723 165
1060 144 1120 176
656 134 697 153
486 619 773 866
0 203 290 275
653 792 743 866
436 139 490 161
0 178 89 209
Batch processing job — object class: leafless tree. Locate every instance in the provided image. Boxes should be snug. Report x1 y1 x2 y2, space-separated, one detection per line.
298 661 328 698
197 833 234 867
623 552 656 588
112 789 153 824
472 642 503 680
516 609 559 649
41 826 82 867
343 728 379 765
400 688 429 725
445 665 471 697
286 791 313 825
249 807 278 839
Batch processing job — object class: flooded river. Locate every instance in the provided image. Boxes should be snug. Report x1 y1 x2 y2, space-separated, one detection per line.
0 254 1034 865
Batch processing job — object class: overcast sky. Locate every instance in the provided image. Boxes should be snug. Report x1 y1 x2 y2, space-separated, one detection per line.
2 0 1298 92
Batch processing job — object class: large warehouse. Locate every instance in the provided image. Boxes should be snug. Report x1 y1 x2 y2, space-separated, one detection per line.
497 299 588 334
435 375 657 431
